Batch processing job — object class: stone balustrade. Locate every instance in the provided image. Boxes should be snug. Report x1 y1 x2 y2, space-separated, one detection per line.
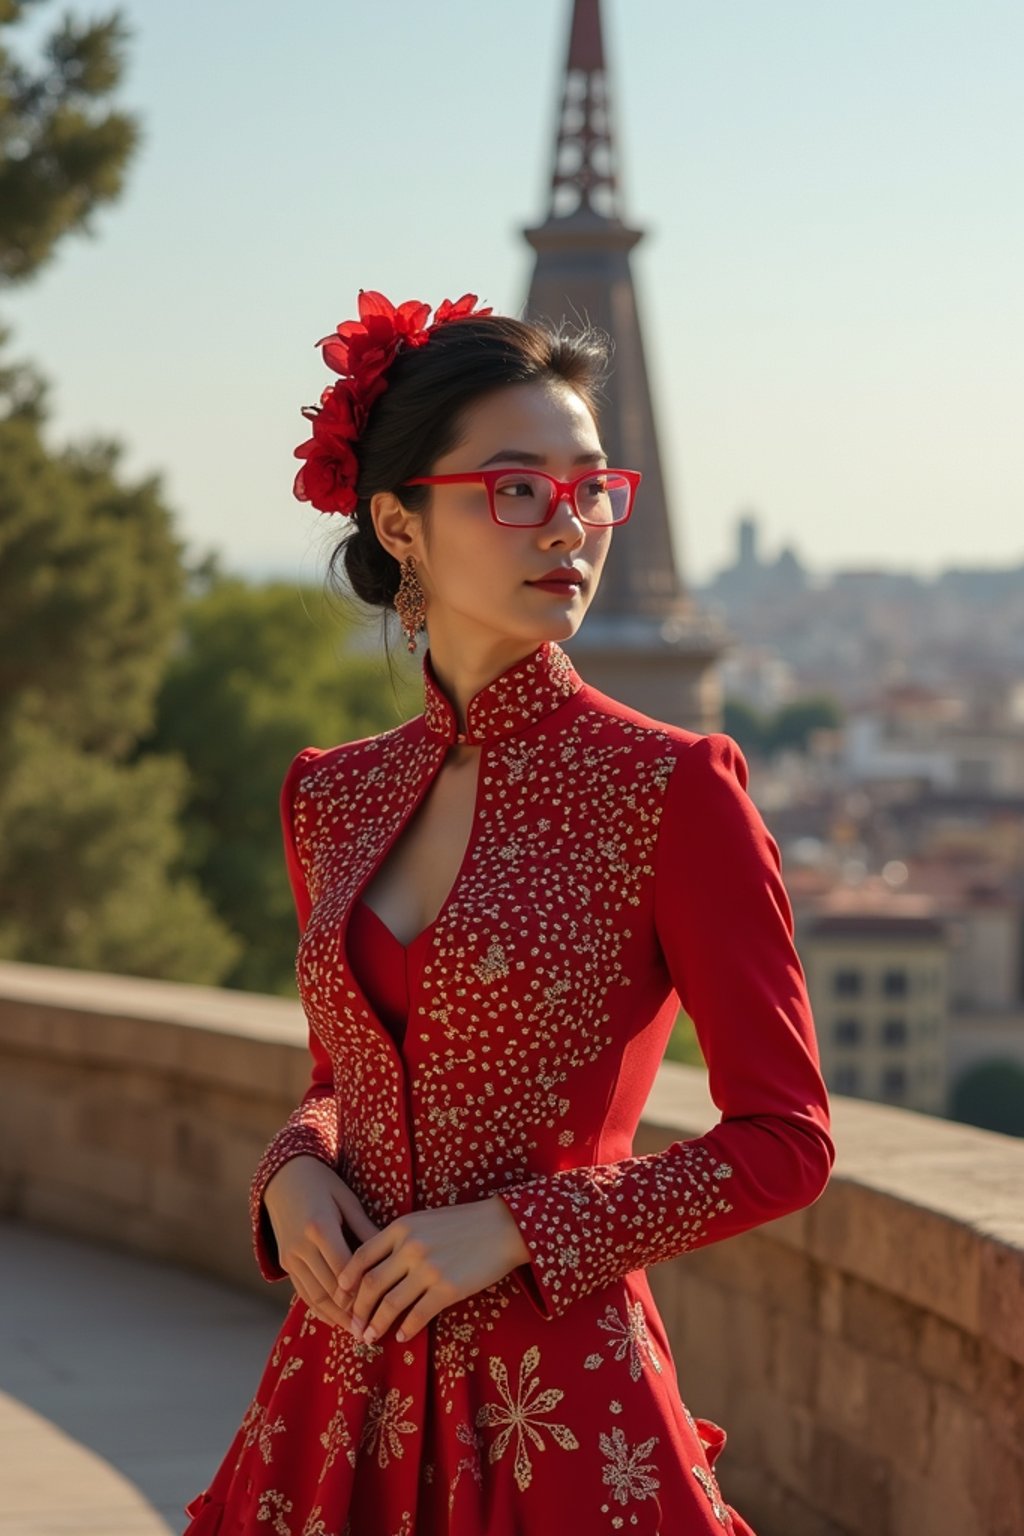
1 959 1021 1535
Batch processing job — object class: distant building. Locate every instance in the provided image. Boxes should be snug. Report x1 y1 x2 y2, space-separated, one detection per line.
719 646 797 714
919 874 1024 1090
841 694 1024 795
703 511 810 606
793 851 1024 1116
797 895 949 1115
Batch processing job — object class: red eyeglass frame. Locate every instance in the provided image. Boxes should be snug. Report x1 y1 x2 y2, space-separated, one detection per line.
400 467 642 526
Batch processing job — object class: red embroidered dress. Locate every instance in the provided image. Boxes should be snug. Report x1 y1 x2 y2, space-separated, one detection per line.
183 640 834 1536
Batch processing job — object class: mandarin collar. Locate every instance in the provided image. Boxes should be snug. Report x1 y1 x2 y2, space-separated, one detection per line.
422 640 584 747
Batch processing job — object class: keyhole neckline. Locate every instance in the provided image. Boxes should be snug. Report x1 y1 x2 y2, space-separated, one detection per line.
353 893 440 953
348 734 487 955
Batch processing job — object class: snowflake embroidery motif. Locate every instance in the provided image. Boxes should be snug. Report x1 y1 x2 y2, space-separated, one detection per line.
475 1344 580 1491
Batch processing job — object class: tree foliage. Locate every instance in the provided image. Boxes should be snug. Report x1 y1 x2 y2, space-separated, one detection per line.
0 1 140 285
0 359 243 979
0 713 242 978
0 4 245 981
0 355 184 752
724 694 842 759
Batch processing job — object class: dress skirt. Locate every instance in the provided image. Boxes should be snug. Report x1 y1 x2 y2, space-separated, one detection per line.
182 896 758 1535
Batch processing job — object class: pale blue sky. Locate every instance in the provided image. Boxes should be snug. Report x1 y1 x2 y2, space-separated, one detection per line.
7 0 1023 588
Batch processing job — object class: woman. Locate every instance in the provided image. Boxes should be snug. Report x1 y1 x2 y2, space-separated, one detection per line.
182 291 834 1535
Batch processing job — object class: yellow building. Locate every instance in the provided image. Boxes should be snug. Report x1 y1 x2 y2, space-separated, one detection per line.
800 910 949 1115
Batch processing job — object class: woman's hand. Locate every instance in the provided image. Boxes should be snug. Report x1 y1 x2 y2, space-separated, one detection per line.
263 1155 381 1328
332 1195 530 1346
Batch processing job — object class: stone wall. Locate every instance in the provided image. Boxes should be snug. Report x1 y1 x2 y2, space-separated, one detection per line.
1 959 1022 1536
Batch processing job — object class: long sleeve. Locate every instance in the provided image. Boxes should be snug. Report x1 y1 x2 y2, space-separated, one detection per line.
498 731 835 1320
249 746 341 1283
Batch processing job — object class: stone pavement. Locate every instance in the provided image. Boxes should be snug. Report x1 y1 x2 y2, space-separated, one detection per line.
0 1217 282 1535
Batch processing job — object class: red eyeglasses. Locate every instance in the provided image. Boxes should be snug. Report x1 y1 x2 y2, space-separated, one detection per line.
400 467 641 527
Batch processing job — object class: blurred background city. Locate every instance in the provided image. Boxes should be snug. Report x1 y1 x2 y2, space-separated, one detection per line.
1 1 1022 1532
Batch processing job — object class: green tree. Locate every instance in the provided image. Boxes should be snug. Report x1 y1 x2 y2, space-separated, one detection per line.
0 360 241 979
1 1 140 283
766 696 842 755
0 2 237 980
722 698 768 759
723 695 842 760
0 362 182 752
141 576 420 997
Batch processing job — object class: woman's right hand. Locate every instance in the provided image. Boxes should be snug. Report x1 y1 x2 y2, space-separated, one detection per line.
263 1156 381 1329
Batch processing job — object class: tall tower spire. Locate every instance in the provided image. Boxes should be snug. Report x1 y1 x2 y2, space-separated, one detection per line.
549 0 619 219
522 0 727 729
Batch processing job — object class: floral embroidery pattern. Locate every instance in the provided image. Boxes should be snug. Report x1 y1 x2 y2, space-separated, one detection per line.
270 1331 294 1368
300 1509 337 1536
447 1420 484 1511
475 1344 580 1491
433 1283 514 1402
257 1488 294 1534
234 1397 265 1471
599 1424 661 1506
318 1405 357 1475
584 1299 663 1381
692 1464 732 1527
258 1412 287 1465
321 1319 382 1391
359 1384 418 1469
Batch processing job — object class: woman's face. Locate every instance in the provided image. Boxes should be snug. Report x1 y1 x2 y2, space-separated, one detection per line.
374 378 614 654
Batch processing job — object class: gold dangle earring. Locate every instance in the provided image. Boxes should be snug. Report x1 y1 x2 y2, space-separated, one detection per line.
394 554 428 654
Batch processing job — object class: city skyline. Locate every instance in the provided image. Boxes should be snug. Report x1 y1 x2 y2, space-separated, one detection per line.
6 0 1022 589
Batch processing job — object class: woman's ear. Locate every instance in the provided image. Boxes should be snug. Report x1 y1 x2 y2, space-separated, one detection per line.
370 490 420 563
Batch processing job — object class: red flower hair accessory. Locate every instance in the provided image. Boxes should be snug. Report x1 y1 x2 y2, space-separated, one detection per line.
293 289 493 515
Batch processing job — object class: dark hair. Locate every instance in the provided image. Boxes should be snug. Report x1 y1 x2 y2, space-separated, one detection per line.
326 313 610 653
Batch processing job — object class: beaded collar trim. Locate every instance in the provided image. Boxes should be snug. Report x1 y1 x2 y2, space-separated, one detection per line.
422 640 584 747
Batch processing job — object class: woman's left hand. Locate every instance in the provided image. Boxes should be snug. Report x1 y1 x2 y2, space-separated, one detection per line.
333 1195 529 1345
